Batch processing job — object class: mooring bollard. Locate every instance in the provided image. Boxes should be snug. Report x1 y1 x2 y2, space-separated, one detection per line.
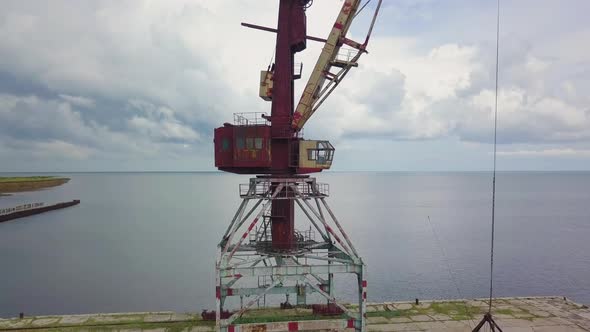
19 312 24 319
415 298 419 305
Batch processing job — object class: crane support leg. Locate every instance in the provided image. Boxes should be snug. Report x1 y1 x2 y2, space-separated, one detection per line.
215 176 366 332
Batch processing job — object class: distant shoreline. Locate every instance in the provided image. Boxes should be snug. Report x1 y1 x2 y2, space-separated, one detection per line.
0 176 70 194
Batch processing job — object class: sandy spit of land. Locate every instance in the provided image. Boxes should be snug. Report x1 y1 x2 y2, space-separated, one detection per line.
0 176 70 194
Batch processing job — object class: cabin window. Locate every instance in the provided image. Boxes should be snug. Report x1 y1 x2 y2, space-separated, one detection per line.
236 137 245 149
316 150 331 164
255 138 263 150
307 141 334 165
246 138 254 149
222 138 230 151
308 150 317 160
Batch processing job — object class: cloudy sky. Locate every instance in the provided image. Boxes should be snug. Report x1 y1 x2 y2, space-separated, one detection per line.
0 0 588 172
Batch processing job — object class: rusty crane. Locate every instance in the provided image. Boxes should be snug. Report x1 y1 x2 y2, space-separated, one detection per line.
213 1 382 331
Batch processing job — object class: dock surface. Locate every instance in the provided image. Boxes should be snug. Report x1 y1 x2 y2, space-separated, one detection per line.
1 296 589 331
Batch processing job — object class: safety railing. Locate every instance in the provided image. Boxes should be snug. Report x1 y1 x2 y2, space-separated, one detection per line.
234 112 270 126
296 228 315 242
239 178 329 198
0 202 44 215
250 216 272 243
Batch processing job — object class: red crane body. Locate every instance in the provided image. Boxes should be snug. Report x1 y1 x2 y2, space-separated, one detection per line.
214 0 381 250
270 0 305 172
215 0 309 250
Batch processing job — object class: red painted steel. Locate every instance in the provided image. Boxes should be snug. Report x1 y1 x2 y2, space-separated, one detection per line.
311 303 345 316
288 321 299 331
269 0 303 165
348 319 355 328
271 189 295 250
213 1 322 175
269 0 309 250
201 309 232 321
214 125 274 174
241 22 328 43
214 1 313 250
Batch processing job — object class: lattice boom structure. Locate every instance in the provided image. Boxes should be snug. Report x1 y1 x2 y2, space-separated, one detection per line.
216 176 367 331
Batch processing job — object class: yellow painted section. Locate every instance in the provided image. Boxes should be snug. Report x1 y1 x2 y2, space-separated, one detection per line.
259 71 273 101
299 140 332 169
292 0 361 130
299 141 318 168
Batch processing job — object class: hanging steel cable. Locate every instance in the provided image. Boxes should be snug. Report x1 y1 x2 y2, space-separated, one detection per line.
489 0 501 315
473 1 503 331
354 0 373 19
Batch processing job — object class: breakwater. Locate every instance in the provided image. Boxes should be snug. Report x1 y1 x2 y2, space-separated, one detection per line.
0 200 80 223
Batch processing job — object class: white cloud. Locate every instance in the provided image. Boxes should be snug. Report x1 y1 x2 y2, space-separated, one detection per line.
306 31 590 150
0 0 589 170
31 140 95 159
58 94 95 108
125 100 200 142
128 116 199 142
306 40 484 140
0 94 202 163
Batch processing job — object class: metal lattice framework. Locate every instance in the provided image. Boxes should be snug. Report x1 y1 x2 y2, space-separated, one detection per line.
216 176 367 331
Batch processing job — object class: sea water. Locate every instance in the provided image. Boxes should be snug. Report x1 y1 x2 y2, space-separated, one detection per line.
0 172 588 317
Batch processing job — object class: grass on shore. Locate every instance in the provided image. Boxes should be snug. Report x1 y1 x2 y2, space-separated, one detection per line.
0 176 70 194
0 176 67 183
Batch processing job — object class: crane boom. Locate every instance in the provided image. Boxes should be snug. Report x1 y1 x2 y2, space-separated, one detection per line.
215 0 382 175
292 0 382 131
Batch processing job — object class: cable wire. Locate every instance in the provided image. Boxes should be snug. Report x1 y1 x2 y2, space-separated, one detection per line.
488 0 501 315
267 49 275 72
354 0 373 19
426 216 475 329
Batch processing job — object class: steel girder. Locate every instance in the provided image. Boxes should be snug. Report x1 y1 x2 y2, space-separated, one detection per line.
215 177 367 332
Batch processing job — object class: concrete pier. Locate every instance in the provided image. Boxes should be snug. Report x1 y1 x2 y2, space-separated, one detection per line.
1 296 588 331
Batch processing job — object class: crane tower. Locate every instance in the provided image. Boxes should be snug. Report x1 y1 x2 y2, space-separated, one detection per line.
213 1 382 331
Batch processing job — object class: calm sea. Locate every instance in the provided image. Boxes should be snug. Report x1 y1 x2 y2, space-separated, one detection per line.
0 172 589 318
